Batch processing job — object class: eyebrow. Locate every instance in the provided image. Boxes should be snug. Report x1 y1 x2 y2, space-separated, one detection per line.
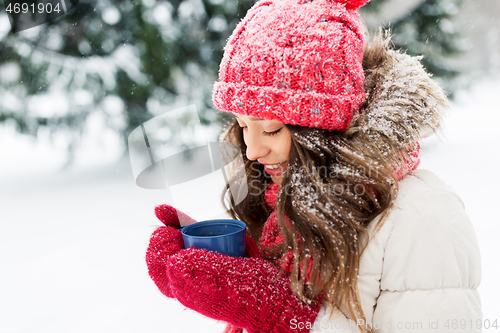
231 113 264 121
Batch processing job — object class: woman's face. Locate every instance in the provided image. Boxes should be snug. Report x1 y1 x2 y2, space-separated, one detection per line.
232 113 291 185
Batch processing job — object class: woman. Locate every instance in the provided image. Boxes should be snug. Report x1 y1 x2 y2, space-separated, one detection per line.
146 0 482 332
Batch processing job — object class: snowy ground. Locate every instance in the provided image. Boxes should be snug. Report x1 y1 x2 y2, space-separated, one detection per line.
1 78 499 332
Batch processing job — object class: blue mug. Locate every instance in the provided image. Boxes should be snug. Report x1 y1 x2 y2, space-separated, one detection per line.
181 219 247 257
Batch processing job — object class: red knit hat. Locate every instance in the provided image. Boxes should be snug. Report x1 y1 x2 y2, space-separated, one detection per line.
213 0 369 131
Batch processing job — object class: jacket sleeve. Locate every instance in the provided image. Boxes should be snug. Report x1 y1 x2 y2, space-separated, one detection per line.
371 170 482 332
311 170 482 333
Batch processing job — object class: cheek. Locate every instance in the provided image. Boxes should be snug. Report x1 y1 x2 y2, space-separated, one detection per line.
241 129 250 146
285 142 291 159
277 135 291 159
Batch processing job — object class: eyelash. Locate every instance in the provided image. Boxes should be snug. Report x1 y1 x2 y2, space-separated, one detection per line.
241 126 282 137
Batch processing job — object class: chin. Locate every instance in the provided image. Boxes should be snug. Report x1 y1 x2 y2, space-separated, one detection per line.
271 177 282 185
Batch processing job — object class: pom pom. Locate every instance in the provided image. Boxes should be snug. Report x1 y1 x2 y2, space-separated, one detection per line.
334 0 370 10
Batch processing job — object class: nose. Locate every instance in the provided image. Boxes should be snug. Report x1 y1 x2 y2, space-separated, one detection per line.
244 130 270 161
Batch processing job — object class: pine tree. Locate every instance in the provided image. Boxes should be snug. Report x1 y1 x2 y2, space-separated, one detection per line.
0 0 465 157
361 0 465 93
0 0 255 154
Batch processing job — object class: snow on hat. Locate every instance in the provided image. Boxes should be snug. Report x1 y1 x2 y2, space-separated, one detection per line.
213 0 370 131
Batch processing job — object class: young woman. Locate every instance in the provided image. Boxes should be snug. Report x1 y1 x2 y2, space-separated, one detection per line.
146 0 482 332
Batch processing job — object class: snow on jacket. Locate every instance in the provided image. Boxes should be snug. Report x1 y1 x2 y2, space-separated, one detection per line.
304 168 482 333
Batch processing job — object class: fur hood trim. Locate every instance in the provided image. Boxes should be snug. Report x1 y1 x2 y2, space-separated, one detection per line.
344 31 449 173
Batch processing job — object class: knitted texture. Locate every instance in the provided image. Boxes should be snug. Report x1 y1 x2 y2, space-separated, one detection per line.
335 0 369 9
147 204 322 333
261 183 315 280
212 0 369 131
146 226 184 298
146 205 190 298
146 205 261 300
167 248 322 333
393 141 421 181
223 325 244 333
154 203 196 228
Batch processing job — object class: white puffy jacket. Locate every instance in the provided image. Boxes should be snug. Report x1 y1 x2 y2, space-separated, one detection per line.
303 169 482 333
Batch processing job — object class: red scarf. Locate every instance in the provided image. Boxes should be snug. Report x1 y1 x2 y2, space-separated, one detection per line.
260 182 312 278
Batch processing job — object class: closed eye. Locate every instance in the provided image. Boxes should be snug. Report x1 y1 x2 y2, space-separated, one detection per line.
263 128 282 137
238 123 282 137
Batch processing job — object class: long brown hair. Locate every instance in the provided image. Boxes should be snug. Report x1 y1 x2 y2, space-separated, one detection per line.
221 117 396 329
219 31 446 331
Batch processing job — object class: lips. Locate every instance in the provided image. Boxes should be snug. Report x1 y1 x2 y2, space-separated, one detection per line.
262 161 287 176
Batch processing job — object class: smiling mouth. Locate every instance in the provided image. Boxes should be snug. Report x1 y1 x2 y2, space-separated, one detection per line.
264 161 286 170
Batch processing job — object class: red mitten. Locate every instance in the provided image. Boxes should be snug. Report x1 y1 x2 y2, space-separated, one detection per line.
223 324 244 333
154 204 197 228
146 226 184 298
166 248 322 333
147 204 262 299
146 204 193 298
